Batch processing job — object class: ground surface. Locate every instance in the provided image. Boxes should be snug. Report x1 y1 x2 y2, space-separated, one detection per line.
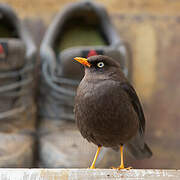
0 169 180 180
0 0 180 169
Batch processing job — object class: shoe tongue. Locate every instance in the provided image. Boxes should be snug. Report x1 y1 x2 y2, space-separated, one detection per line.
0 39 25 71
57 47 105 79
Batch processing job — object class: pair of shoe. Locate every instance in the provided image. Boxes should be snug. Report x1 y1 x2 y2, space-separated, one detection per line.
0 1 129 167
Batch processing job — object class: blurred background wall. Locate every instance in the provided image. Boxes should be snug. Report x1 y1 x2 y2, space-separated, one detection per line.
1 0 180 168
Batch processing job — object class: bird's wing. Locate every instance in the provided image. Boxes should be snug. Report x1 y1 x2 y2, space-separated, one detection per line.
121 82 145 135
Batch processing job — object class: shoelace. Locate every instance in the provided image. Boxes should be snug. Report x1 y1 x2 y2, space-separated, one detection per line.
40 60 80 121
0 64 34 119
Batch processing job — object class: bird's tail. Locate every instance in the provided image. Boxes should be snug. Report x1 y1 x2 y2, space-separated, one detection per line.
126 142 152 160
125 133 152 160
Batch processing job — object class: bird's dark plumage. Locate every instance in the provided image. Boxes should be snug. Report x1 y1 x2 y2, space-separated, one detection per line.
74 55 152 162
120 83 145 136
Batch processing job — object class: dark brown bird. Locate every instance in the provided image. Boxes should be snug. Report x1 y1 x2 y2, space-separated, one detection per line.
74 55 152 169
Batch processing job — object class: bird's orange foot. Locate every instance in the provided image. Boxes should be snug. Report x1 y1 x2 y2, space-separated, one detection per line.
111 166 132 170
89 165 96 169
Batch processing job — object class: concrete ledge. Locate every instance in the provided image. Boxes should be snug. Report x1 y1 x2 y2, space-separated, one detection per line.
0 169 179 180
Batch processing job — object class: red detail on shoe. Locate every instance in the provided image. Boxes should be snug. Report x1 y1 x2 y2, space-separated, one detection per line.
87 50 97 57
0 45 4 54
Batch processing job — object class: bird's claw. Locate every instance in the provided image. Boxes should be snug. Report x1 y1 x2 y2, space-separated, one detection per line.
88 166 96 169
111 166 132 170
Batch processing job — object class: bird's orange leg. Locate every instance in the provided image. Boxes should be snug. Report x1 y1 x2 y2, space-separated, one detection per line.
89 146 101 169
112 145 132 170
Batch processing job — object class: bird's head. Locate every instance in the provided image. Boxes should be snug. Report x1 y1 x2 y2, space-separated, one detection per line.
74 55 122 78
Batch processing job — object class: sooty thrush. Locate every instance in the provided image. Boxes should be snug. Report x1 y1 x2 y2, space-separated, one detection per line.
74 55 152 169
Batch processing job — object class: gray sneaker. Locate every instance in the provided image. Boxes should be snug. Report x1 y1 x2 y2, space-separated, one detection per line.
39 0 130 168
0 4 36 167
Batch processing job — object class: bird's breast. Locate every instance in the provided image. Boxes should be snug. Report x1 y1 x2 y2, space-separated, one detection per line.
75 79 139 146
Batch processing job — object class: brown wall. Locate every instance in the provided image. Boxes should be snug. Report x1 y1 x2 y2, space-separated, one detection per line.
1 0 180 19
1 0 180 169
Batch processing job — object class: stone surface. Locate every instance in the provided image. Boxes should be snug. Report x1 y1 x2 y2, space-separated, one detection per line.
1 0 180 169
0 169 180 180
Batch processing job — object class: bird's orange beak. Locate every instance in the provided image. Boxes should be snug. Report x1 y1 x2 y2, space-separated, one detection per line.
74 57 91 68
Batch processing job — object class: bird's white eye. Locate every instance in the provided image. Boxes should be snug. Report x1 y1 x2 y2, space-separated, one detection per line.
97 62 104 68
